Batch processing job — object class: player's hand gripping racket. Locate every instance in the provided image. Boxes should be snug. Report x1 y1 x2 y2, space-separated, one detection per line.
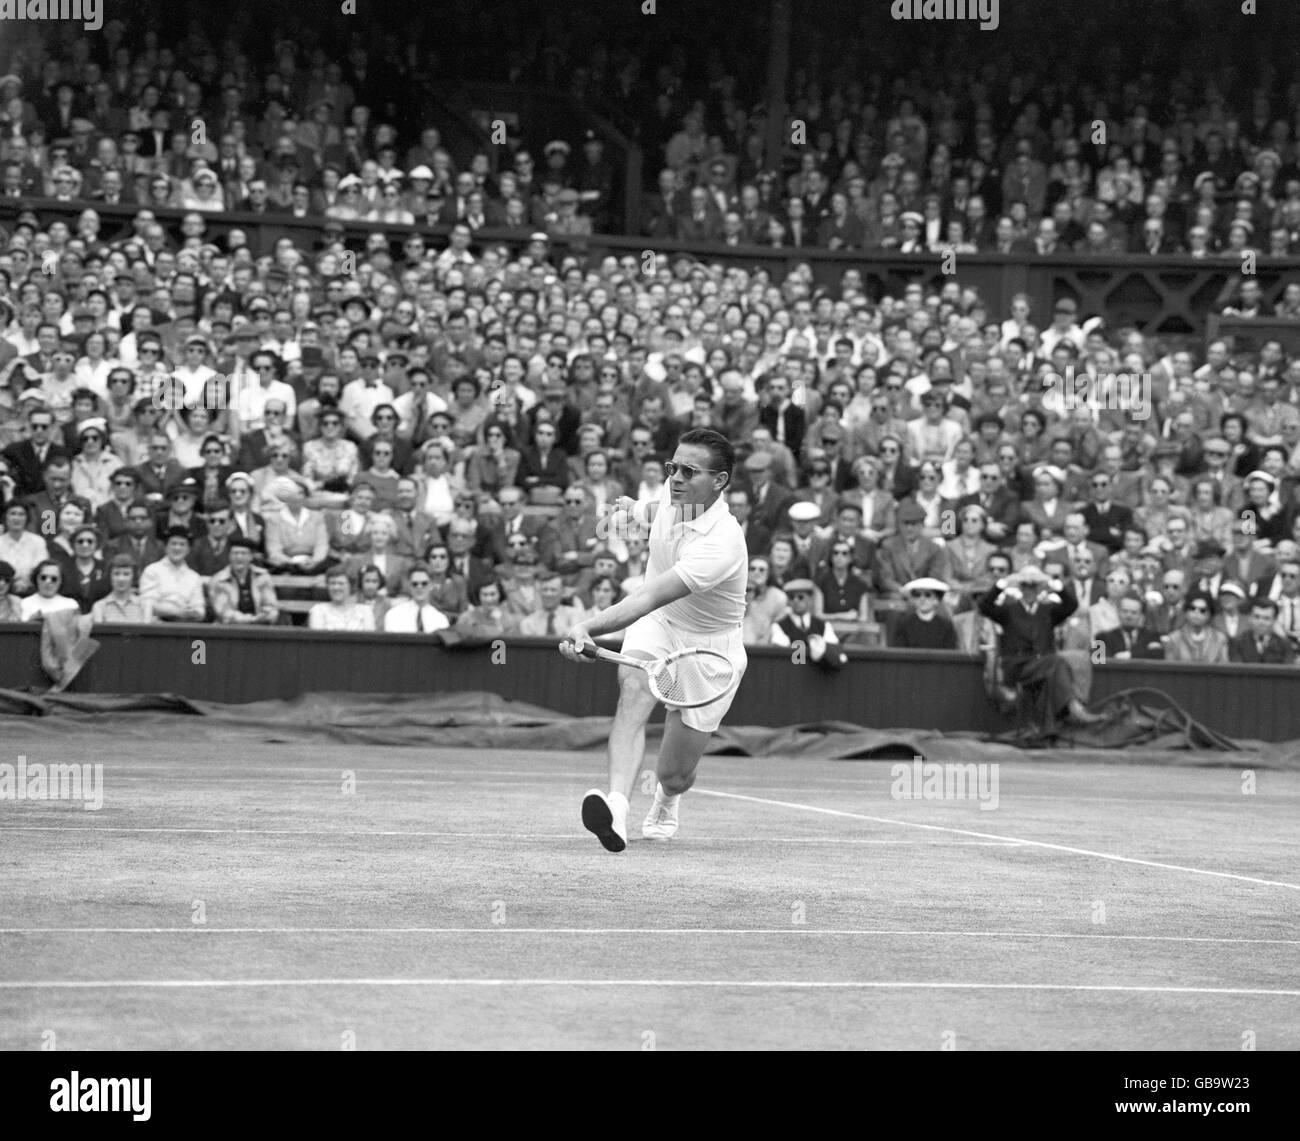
571 643 736 709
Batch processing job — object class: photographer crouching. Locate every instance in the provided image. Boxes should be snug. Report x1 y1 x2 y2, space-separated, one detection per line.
976 565 1102 727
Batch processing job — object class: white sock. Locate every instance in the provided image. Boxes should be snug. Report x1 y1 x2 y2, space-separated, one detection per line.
608 790 629 817
655 783 681 807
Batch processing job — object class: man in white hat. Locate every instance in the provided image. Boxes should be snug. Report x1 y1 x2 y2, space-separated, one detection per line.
786 499 824 570
893 577 958 649
977 567 1101 725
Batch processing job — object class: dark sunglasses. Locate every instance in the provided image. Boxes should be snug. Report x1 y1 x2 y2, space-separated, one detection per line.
664 460 720 480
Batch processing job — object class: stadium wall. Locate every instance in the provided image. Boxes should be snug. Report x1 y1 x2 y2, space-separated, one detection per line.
0 625 1292 741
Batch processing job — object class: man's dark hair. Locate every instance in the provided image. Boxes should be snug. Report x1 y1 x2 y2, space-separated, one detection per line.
679 428 734 487
1252 597 1278 616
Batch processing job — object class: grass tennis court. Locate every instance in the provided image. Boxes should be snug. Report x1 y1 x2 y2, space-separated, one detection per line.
1 735 1297 1050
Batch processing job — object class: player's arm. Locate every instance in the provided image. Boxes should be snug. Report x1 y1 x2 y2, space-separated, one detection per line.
567 567 690 646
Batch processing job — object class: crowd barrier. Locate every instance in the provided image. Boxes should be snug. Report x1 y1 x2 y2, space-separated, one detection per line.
6 197 1300 333
0 624 1290 741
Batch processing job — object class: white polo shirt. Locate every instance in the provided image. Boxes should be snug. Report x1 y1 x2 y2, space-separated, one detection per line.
645 481 747 634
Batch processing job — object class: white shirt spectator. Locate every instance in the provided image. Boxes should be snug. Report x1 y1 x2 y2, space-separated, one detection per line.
383 599 450 633
340 379 395 440
308 601 377 631
20 593 79 620
236 377 298 432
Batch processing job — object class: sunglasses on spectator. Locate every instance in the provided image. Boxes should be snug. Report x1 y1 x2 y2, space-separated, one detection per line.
409 577 432 586
1188 603 1210 612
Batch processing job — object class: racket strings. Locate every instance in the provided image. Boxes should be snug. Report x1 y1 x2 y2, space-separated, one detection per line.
649 652 735 707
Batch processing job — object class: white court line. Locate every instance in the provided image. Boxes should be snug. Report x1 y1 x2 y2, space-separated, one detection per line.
0 826 1020 844
695 789 1300 892
0 927 1296 946
1 978 1297 996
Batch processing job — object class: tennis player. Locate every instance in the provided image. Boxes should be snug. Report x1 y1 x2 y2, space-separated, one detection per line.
560 428 748 852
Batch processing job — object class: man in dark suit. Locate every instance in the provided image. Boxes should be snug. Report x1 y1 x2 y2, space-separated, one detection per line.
94 467 144 541
725 487 772 556
133 434 187 502
643 169 684 239
105 501 165 584
1230 598 1296 663
23 457 91 534
956 463 1021 544
489 486 551 562
758 376 806 459
675 186 722 242
1097 596 1166 661
1081 472 1134 553
977 567 1099 723
741 452 795 535
1222 522 1275 589
2 409 70 498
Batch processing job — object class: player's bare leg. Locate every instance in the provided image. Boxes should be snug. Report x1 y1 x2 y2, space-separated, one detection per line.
583 660 656 852
643 710 711 840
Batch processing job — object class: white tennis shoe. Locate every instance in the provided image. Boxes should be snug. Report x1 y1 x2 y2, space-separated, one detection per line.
642 784 681 841
582 789 627 853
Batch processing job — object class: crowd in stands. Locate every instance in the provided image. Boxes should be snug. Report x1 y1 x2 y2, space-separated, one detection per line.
6 2 1300 262
2 7 1300 667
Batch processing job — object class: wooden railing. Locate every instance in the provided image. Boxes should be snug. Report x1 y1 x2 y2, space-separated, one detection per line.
1 625 1294 740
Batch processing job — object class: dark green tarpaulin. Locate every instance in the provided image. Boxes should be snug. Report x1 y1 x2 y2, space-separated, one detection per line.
2 687 1297 770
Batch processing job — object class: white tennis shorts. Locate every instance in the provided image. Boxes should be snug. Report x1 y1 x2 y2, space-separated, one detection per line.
621 613 748 733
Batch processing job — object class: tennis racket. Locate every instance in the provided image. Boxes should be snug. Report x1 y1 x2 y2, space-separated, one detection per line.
572 643 737 709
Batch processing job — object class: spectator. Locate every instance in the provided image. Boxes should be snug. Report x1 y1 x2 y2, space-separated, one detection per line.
264 479 331 575
0 560 22 621
1163 594 1230 663
518 573 583 637
977 566 1098 724
20 559 79 621
210 537 280 626
138 527 206 622
769 578 845 669
1097 595 1165 661
892 577 959 649
58 525 110 614
308 566 376 632
383 564 451 634
0 501 45 593
1230 598 1295 664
